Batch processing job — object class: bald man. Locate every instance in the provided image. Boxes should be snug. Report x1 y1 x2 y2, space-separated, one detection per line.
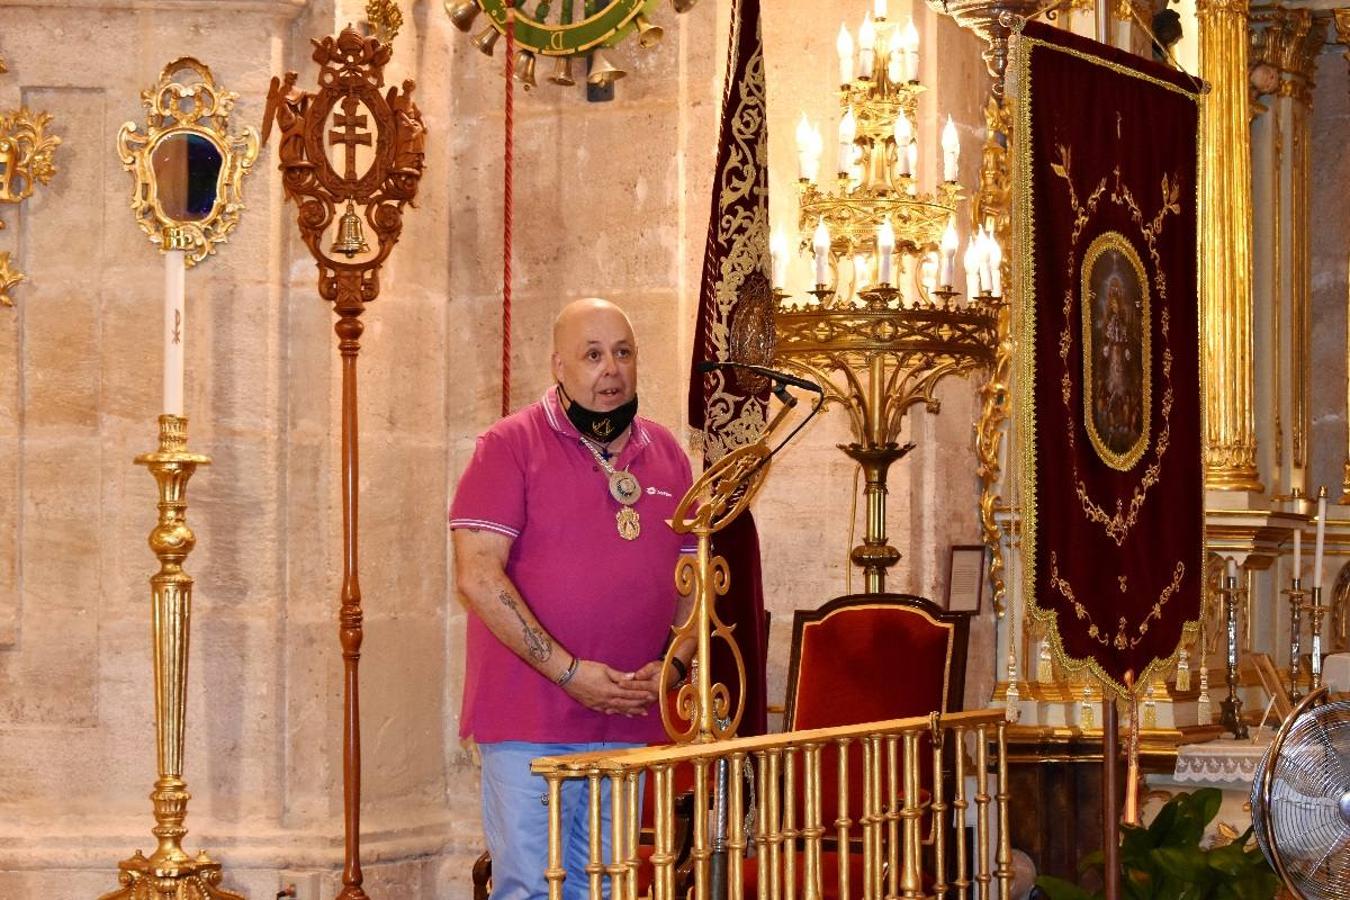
450 298 695 899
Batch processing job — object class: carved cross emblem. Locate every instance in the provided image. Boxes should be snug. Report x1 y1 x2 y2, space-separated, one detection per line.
329 95 371 181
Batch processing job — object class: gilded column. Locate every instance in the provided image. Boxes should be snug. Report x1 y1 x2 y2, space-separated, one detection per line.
1197 0 1264 492
1250 7 1327 501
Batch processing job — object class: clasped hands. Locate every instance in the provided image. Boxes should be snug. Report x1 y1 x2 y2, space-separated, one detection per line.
563 658 675 717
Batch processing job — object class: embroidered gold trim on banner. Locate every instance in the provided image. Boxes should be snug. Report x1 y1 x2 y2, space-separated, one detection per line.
1010 29 1205 697
1080 232 1152 471
694 38 771 464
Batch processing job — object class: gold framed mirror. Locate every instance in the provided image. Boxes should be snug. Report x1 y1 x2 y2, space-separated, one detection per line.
117 58 258 265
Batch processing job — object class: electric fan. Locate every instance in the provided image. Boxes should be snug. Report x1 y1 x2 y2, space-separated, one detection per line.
1250 687 1350 899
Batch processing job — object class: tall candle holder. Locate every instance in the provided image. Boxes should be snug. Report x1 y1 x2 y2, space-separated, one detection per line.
1218 572 1249 739
1284 576 1305 701
774 282 999 592
1308 586 1327 691
101 417 242 900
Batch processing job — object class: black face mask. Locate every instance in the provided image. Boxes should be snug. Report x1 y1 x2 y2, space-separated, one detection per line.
558 384 638 445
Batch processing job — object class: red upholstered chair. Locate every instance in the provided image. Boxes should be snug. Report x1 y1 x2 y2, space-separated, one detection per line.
743 592 970 898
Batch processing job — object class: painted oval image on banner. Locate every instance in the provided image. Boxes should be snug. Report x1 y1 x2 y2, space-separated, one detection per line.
1080 232 1151 471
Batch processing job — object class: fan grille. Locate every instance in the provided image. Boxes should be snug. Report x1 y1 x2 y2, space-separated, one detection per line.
1252 699 1350 899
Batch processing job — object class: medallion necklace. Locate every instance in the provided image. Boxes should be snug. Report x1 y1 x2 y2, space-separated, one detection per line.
579 436 642 541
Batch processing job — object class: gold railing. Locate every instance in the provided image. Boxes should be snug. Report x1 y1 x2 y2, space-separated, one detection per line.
532 708 1014 900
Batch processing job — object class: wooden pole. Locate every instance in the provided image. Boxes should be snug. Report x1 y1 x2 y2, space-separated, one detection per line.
1102 694 1120 900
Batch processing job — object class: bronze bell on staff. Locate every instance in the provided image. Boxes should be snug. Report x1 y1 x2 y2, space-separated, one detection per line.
548 56 576 87
514 50 537 91
472 24 499 56
332 200 369 258
446 0 478 31
634 15 663 48
587 49 626 87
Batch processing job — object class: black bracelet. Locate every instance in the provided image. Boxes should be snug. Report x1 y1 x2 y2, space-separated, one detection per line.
555 656 579 687
669 656 688 683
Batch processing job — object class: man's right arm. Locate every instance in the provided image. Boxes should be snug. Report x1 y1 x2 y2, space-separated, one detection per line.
453 527 656 716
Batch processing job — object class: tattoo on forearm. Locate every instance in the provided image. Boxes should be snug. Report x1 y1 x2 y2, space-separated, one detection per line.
497 590 552 663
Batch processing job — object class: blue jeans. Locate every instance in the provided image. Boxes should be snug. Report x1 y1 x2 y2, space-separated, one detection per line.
479 741 643 900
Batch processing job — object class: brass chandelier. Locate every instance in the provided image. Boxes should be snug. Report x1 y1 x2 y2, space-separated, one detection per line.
773 0 1003 593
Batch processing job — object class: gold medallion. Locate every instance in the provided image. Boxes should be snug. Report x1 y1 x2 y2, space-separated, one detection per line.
616 506 641 541
608 469 642 505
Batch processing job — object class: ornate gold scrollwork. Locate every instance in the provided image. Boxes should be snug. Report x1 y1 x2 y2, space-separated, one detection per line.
0 252 22 307
116 58 258 265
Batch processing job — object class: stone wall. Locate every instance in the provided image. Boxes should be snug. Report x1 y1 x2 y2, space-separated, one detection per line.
0 0 996 896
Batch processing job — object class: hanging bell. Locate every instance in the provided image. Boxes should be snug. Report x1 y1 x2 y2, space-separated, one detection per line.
634 15 664 48
331 200 370 259
472 25 500 56
672 0 699 12
587 49 626 87
548 56 576 87
446 0 479 32
514 50 537 91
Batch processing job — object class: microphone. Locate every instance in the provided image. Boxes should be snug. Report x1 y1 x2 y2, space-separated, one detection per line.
696 359 823 393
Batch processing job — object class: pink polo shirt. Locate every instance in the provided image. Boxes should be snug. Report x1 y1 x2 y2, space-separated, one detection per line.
450 388 696 744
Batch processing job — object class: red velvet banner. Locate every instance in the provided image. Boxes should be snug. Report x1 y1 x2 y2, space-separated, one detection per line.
1011 23 1204 690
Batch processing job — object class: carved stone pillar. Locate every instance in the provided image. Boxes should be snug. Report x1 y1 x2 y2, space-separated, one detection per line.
1250 7 1327 501
1197 0 1264 492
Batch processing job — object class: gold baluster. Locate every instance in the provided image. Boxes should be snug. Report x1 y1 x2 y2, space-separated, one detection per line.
693 757 711 900
952 728 970 900
932 718 949 900
728 752 747 900
588 771 605 900
546 773 566 900
995 723 1012 900
767 748 784 900
872 735 886 900
862 736 878 900
802 743 824 900
756 751 771 900
975 726 992 900
652 764 676 900
626 770 641 900
836 738 853 900
784 748 798 900
609 772 627 900
887 734 901 899
901 731 923 900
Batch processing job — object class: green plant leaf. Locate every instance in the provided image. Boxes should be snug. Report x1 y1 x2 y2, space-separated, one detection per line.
1036 874 1096 900
1152 846 1210 882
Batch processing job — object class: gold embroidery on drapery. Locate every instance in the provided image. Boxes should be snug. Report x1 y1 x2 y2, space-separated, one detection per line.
694 40 771 464
1049 148 1180 546
1049 551 1186 649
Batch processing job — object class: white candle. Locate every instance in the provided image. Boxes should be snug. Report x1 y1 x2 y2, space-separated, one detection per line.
978 226 994 292
853 254 870 294
770 226 789 290
163 250 186 417
877 217 896 285
1314 488 1327 588
796 113 813 181
940 217 959 288
894 114 914 176
941 115 960 182
989 233 1003 296
887 40 902 84
1293 525 1302 578
838 108 857 176
812 218 831 286
858 13 876 80
964 237 981 298
900 19 920 82
874 0 888 20
905 140 918 188
836 25 854 86
1226 557 1237 582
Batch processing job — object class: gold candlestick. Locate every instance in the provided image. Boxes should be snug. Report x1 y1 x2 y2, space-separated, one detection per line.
1308 586 1327 692
1218 573 1249 739
1284 576 1306 701
101 416 241 900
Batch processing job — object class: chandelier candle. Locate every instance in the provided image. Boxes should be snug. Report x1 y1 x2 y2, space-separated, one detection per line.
899 19 920 82
837 25 854 86
942 115 961 182
813 219 831 286
858 13 876 79
877 218 896 284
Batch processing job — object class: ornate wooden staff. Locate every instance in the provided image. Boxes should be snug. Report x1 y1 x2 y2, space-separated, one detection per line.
262 24 425 899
